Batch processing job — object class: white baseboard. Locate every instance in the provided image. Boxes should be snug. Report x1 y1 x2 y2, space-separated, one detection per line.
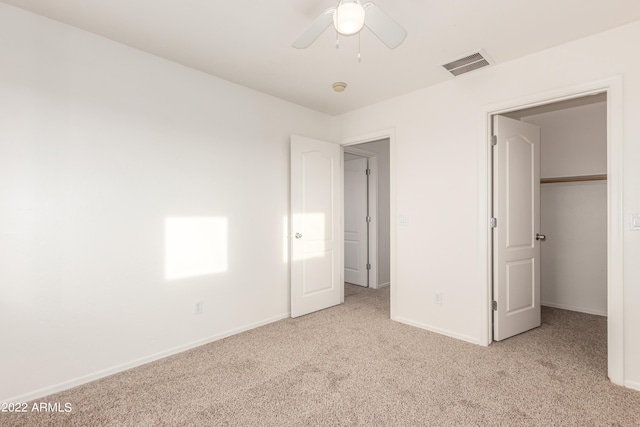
4 312 290 404
377 281 390 289
541 301 607 317
394 316 480 345
624 380 640 392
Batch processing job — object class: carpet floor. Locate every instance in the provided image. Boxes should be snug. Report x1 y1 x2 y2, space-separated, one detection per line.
3 284 640 426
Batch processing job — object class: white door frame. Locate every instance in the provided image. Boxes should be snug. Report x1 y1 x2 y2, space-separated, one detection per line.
341 129 396 318
344 146 379 289
479 76 624 385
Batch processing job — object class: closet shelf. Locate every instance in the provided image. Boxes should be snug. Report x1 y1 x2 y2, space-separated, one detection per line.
540 174 607 184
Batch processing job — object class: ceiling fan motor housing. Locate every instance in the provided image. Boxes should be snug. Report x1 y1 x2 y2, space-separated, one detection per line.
334 1 366 35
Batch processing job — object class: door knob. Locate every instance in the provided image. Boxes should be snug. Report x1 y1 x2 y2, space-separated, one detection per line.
295 233 302 239
535 233 546 241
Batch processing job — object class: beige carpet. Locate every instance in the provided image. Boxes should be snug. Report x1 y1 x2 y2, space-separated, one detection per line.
4 284 640 426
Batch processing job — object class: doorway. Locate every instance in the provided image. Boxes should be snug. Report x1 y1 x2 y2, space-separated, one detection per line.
483 76 624 385
290 131 395 319
492 94 608 341
343 139 391 293
344 149 375 288
504 94 608 317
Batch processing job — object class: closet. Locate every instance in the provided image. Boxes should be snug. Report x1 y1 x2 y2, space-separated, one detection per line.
507 94 608 316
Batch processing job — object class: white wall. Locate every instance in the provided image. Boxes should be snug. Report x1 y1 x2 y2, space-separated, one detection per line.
352 139 391 286
540 181 607 315
0 4 334 402
522 102 607 315
532 102 607 178
337 21 640 389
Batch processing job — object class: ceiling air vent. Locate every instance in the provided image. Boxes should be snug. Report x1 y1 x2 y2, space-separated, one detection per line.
442 51 492 76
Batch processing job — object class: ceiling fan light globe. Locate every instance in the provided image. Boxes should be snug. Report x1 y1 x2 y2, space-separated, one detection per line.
333 2 366 35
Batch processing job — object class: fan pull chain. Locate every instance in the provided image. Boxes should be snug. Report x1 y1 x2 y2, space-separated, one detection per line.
358 32 361 62
336 32 339 49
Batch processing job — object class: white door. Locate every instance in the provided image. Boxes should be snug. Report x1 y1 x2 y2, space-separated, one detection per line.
290 135 343 318
344 155 369 287
493 115 542 341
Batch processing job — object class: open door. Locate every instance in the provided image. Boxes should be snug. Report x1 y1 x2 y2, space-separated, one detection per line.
344 155 369 287
492 115 542 341
290 135 343 318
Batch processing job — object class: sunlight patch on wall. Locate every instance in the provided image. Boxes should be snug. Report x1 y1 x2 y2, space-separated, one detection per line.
165 217 228 281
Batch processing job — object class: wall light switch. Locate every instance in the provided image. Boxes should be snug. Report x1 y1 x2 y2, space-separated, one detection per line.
631 213 640 231
434 293 443 305
194 300 203 315
398 215 410 226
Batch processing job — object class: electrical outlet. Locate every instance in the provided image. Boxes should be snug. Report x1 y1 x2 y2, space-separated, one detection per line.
434 293 442 305
194 300 203 315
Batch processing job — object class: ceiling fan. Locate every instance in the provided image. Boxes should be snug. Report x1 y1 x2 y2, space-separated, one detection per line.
292 0 407 50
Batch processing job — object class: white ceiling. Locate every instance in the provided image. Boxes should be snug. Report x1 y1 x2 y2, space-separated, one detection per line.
3 0 640 115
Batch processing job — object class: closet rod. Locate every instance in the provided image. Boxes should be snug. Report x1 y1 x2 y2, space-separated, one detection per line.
540 174 607 184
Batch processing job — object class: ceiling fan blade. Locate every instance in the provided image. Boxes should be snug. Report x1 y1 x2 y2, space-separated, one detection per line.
292 7 336 49
362 2 407 49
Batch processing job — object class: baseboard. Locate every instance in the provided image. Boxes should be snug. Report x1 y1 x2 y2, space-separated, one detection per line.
541 301 607 317
624 380 640 392
377 281 390 289
4 312 290 404
394 316 480 345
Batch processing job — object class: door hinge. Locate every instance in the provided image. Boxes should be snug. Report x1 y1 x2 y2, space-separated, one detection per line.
492 301 497 311
366 263 372 270
366 168 371 176
366 216 372 223
491 135 497 146
490 217 497 228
